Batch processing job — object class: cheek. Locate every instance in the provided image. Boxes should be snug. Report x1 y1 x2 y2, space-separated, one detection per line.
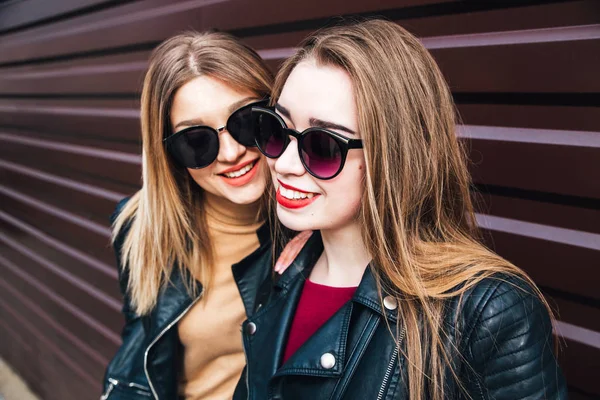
320 161 364 224
186 167 213 190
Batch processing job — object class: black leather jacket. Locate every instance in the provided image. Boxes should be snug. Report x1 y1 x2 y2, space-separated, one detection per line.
236 232 567 400
101 198 273 400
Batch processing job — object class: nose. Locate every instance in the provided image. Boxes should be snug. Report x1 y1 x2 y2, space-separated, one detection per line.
274 136 305 177
217 129 246 164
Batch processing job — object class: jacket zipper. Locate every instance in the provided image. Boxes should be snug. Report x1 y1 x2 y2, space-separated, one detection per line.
100 377 152 399
143 292 203 400
376 324 406 400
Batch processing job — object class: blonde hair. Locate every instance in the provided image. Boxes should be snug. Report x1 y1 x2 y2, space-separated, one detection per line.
113 31 273 315
272 20 554 399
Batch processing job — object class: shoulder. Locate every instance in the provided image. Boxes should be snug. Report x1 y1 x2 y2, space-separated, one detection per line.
456 274 565 398
458 273 550 348
110 196 132 225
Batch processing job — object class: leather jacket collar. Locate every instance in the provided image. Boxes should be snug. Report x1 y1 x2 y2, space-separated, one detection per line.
242 231 401 397
143 222 273 400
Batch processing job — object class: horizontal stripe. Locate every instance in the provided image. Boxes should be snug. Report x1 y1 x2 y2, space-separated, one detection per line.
0 210 117 279
0 277 110 365
2 61 147 79
422 24 600 49
0 159 126 201
0 254 120 345
3 0 231 47
0 132 141 164
257 25 600 61
0 103 139 118
0 185 112 237
457 125 600 148
475 213 600 251
0 319 34 353
0 231 120 311
554 320 600 350
258 47 297 60
0 286 104 386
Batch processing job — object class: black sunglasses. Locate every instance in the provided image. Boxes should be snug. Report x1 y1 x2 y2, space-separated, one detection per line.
164 99 268 169
251 106 363 179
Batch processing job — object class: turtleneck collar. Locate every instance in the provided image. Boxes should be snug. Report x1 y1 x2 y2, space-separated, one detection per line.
203 191 263 234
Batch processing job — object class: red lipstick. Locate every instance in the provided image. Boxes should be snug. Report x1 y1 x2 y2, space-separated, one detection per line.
219 159 260 187
276 180 320 209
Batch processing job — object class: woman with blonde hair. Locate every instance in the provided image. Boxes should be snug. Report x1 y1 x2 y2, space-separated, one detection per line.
238 20 567 399
101 31 300 399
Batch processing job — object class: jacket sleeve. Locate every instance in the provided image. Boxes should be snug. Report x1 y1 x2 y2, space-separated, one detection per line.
110 197 138 327
102 197 145 391
463 276 567 400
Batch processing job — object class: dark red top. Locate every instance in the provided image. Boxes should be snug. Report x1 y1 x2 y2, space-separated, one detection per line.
283 279 358 363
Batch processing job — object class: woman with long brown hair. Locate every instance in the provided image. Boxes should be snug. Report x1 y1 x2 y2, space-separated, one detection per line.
238 20 567 399
102 31 298 400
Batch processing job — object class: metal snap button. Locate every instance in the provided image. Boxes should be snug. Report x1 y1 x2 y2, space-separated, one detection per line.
383 296 398 310
320 353 336 369
246 322 257 335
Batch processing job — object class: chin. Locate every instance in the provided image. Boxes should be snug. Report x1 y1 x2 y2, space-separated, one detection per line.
225 184 265 205
276 206 319 231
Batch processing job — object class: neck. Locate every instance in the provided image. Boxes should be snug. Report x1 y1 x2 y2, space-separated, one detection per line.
203 191 261 227
310 220 371 287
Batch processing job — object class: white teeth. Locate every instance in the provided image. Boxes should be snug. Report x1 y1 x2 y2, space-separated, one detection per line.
223 161 255 178
280 187 315 200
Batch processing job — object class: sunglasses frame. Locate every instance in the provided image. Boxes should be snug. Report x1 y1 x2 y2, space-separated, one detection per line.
163 99 268 169
252 106 363 180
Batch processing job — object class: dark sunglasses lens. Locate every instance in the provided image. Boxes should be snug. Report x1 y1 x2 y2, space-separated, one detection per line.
167 127 218 168
253 111 287 157
301 130 342 178
227 104 257 147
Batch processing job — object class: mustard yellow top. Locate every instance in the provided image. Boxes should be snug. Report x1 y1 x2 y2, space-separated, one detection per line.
177 192 263 399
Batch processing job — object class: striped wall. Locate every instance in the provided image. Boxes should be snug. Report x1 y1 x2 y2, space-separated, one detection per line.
0 1 598 399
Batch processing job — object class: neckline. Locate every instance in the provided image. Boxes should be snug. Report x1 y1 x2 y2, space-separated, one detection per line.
203 191 262 227
305 279 358 291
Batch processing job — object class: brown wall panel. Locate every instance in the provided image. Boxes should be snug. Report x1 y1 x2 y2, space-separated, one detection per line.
431 40 600 93
0 237 122 332
482 230 599 301
0 288 110 380
0 132 141 187
0 165 123 223
458 104 600 133
549 296 600 334
0 261 120 353
0 301 101 400
468 140 600 199
560 340 600 397
0 0 124 34
0 99 141 146
476 193 600 235
0 194 115 266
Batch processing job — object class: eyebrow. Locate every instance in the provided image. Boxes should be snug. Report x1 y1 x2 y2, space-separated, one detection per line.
173 96 258 132
309 118 356 135
275 102 356 135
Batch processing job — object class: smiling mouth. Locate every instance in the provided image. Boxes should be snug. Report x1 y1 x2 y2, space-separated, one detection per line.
276 183 320 209
220 160 257 179
279 186 315 200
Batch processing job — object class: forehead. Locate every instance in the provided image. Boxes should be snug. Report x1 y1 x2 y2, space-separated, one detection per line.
278 60 356 128
170 76 252 122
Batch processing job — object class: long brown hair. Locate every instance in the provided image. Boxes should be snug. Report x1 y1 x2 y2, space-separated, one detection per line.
113 31 273 315
272 20 553 399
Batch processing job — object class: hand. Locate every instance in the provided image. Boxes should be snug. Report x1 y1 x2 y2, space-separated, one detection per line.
274 230 313 275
